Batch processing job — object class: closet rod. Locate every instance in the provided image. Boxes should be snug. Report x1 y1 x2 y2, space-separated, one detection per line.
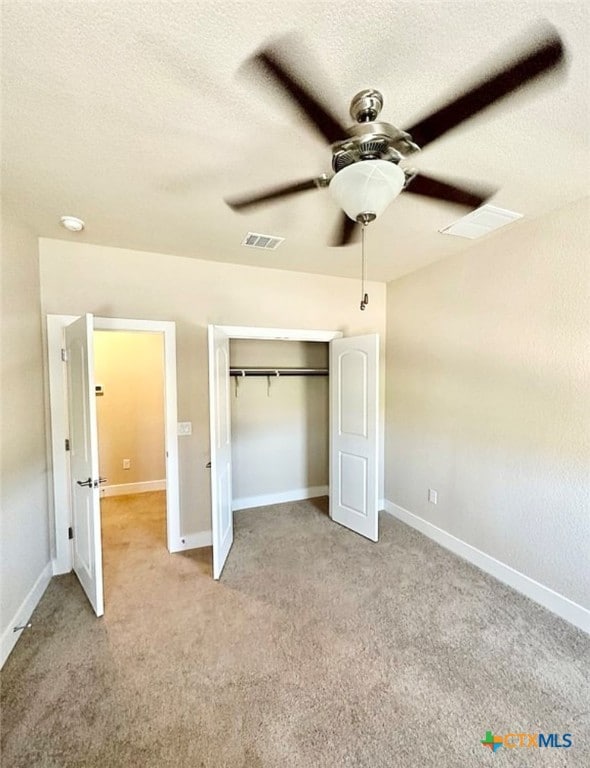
229 367 328 377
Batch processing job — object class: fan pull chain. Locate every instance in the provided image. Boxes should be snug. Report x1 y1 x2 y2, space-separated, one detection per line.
360 224 369 311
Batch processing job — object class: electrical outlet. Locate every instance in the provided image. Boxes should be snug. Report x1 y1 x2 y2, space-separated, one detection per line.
177 422 192 436
428 488 438 505
122 459 131 470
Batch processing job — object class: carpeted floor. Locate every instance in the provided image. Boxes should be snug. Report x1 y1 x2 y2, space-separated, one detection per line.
1 493 589 767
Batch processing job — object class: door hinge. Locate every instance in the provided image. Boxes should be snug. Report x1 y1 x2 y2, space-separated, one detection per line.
68 526 73 540
65 438 70 451
61 348 68 362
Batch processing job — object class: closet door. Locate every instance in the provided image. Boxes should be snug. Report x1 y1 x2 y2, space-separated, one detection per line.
329 334 379 541
208 325 234 578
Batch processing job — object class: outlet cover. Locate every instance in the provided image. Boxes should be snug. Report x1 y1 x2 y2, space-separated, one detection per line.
122 459 131 470
177 422 192 436
428 488 438 504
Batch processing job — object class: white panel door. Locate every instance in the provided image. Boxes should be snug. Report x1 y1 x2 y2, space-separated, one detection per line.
329 334 379 541
65 314 104 616
208 325 233 579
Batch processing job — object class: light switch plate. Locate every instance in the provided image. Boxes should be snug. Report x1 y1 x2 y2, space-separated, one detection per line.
177 422 192 436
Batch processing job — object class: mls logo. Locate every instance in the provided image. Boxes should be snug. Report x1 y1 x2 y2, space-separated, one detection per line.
481 731 503 753
480 730 573 752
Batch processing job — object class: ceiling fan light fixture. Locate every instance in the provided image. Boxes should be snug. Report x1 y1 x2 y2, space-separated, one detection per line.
329 159 406 223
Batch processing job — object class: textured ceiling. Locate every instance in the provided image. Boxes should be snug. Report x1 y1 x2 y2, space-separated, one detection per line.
2 1 589 281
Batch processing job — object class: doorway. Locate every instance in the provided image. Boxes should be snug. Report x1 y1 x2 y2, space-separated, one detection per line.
94 330 167 602
47 314 181 616
230 338 330 511
208 325 380 578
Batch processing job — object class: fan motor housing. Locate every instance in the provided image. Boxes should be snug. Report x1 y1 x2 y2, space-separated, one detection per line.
332 121 420 173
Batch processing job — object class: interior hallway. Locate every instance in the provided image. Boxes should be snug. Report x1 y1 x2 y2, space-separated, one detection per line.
1 497 589 767
100 491 168 605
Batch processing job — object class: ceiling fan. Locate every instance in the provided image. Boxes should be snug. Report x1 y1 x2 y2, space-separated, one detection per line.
225 26 565 247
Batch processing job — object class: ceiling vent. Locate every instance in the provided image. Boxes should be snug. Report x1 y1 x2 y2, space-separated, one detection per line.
440 204 523 239
242 232 284 250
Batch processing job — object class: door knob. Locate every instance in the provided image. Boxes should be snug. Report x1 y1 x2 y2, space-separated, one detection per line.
98 477 108 484
76 478 92 487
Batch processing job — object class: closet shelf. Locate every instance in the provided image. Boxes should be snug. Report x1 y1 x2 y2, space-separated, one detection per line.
229 367 328 377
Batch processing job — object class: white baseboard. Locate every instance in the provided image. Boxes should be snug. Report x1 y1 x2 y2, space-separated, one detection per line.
383 500 590 634
169 530 212 553
101 479 166 497
233 485 329 511
52 558 70 576
1 561 53 669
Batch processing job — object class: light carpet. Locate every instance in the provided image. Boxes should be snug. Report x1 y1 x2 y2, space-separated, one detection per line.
1 493 589 767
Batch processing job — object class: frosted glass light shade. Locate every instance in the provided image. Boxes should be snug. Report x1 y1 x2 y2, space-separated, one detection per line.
329 159 406 222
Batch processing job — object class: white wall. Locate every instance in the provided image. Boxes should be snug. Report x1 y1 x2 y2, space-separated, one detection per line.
94 331 165 488
38 239 387 537
385 197 590 612
1 205 52 666
230 340 328 506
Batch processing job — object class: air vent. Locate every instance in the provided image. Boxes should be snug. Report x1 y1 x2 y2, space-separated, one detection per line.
242 232 285 250
440 204 523 239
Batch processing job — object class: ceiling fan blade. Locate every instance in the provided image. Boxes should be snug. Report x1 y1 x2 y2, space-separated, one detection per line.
254 45 348 144
404 173 495 208
226 177 325 211
331 212 360 247
405 28 564 148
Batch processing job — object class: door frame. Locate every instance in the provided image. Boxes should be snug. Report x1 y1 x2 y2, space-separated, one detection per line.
208 325 343 577
215 326 343 343
47 314 181 575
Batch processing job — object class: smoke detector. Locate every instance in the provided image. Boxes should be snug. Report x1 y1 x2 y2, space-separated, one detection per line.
60 215 85 232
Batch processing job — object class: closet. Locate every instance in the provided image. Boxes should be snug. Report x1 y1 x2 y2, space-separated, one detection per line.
229 339 329 511
208 325 379 579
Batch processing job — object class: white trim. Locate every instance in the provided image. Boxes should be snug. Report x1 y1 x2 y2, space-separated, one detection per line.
215 325 342 342
176 531 212 550
47 314 181 573
93 317 174 333
95 317 180 555
47 314 77 573
383 500 590 634
1 562 53 669
233 485 329 511
101 480 166 497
